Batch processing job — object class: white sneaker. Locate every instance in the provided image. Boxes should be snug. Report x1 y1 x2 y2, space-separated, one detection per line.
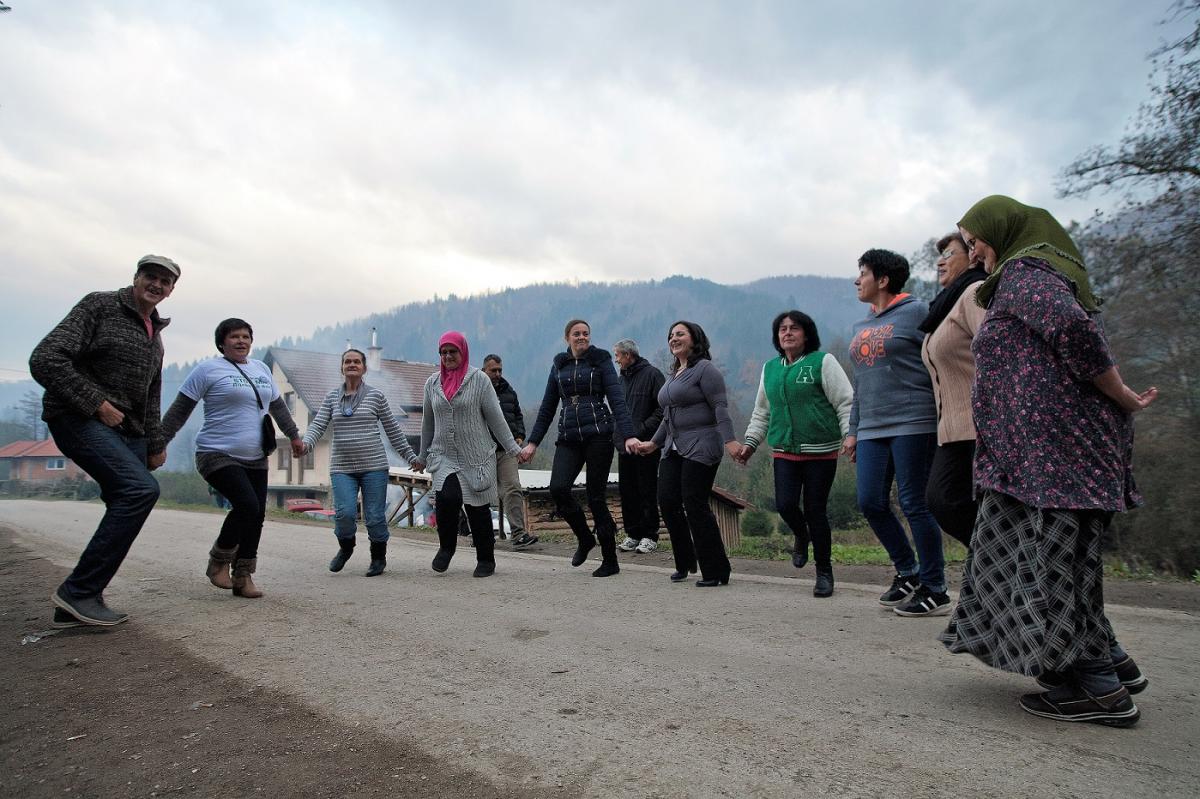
618 536 639 552
635 538 659 554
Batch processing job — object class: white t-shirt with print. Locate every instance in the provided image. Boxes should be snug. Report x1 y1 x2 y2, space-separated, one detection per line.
180 357 279 461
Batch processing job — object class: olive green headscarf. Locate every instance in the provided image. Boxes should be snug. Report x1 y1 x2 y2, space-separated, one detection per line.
958 194 1099 311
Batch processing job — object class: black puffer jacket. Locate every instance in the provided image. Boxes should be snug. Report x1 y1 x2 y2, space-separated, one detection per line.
528 346 636 446
615 356 666 444
490 375 525 451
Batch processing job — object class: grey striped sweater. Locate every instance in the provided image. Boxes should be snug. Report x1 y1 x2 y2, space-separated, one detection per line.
303 384 418 474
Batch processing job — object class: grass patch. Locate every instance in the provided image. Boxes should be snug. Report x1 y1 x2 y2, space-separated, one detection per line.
730 530 968 566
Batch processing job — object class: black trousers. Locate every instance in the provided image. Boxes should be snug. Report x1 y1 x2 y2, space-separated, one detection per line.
925 440 977 547
618 452 660 541
435 473 495 563
204 465 269 560
549 436 617 532
773 457 838 568
658 452 728 580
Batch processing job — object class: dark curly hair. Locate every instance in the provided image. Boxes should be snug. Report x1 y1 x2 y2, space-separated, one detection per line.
667 320 712 371
771 310 820 357
858 248 910 293
214 318 253 353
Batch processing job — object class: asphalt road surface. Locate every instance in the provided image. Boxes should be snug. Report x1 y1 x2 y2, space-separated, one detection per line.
3 500 1197 798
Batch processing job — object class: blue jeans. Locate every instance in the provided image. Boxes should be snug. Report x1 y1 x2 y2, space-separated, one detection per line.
855 433 945 593
331 470 390 543
47 414 161 599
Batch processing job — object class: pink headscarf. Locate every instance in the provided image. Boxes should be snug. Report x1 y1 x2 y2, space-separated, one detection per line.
438 330 470 401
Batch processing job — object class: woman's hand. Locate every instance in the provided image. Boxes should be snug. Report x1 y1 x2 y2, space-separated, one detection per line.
623 437 640 455
735 444 754 464
291 439 305 458
634 440 659 456
518 442 537 464
410 458 426 473
840 435 857 463
724 440 743 461
147 450 166 470
1094 367 1161 413
96 400 125 428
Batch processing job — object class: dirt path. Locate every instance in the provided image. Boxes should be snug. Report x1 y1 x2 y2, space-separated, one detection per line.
2 501 1198 798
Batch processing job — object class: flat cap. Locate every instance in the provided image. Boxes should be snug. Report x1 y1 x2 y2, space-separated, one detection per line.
136 254 181 279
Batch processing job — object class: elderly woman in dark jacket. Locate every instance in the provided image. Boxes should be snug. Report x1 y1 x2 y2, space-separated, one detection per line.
636 321 740 586
520 320 639 577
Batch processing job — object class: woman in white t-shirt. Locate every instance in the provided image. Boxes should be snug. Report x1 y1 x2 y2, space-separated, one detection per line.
162 318 302 598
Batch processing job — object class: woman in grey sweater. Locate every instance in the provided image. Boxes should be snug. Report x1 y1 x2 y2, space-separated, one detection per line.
302 348 424 578
637 321 740 586
422 331 522 577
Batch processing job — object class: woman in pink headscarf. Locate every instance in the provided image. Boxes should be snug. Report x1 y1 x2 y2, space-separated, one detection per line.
420 331 523 577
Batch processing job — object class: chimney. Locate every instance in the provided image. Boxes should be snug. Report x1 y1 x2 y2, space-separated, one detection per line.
367 327 382 372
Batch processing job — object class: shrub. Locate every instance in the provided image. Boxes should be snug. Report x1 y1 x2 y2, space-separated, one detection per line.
741 508 775 537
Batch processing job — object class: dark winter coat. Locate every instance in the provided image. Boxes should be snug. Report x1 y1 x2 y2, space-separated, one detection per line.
30 286 169 453
490 375 526 451
616 356 665 444
528 346 636 446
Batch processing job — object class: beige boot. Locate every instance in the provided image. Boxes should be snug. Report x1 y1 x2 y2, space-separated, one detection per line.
231 558 264 598
205 544 237 590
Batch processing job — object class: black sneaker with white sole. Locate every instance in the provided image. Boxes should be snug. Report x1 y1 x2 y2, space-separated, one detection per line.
1019 685 1140 727
893 585 952 617
878 574 920 607
511 532 539 549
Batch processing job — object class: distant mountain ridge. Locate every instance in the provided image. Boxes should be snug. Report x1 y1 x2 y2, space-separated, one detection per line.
271 274 867 408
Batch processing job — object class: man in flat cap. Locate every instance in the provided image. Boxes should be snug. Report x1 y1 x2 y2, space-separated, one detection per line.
30 254 181 627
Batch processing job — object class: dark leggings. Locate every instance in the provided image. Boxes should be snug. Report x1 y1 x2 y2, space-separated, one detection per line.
773 457 838 568
549 437 617 531
658 452 728 580
203 465 268 560
925 440 978 547
435 473 495 563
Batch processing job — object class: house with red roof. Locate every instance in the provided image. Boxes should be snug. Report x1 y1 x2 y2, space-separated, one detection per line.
0 438 88 484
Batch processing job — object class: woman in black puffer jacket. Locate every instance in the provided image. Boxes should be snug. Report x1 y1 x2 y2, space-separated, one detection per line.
520 319 639 577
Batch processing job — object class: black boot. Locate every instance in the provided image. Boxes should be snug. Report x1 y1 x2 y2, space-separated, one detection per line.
365 541 387 577
592 525 620 577
329 538 355 572
563 509 595 567
792 532 810 569
813 565 834 598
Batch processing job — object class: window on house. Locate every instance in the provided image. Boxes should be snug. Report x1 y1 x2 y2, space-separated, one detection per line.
304 450 314 469
284 391 296 413
46 458 65 470
278 446 291 470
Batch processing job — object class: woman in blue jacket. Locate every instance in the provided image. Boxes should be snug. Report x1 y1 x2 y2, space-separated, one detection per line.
520 320 638 577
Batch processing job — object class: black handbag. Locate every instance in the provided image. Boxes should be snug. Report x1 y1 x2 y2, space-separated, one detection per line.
226 359 278 457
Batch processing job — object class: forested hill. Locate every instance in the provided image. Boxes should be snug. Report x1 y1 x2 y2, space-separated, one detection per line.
270 274 867 406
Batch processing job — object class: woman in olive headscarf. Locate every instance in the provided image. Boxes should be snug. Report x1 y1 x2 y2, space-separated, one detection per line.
939 195 1158 728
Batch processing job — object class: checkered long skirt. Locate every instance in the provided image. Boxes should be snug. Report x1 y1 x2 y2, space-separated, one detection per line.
938 490 1113 676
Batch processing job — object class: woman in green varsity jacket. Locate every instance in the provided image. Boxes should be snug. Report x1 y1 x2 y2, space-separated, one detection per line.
737 311 852 597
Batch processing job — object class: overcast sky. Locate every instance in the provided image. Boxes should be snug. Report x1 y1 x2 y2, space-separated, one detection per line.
0 1 1188 377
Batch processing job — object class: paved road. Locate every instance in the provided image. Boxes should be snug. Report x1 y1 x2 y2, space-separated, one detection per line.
4 500 1197 798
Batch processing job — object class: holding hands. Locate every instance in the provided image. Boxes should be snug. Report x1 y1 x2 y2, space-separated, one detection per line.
291 438 305 459
732 443 754 465
518 442 537 464
410 458 426 473
632 439 659 456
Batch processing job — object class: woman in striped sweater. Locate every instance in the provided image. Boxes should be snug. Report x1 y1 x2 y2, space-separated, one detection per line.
423 331 523 577
303 348 424 577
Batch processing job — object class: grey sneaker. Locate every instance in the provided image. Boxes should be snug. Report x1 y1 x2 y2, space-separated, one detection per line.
635 538 659 554
52 588 129 626
1019 685 1140 727
617 536 640 552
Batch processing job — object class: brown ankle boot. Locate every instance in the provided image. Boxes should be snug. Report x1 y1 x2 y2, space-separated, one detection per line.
231 558 264 598
206 545 237 590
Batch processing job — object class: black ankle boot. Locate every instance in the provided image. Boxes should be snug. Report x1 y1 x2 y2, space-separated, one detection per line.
563 510 595 567
792 533 810 569
813 565 834 598
592 527 620 577
329 539 355 572
365 541 387 577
